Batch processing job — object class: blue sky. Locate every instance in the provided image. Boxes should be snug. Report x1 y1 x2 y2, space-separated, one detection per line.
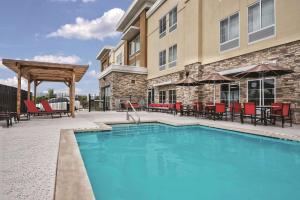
0 0 132 95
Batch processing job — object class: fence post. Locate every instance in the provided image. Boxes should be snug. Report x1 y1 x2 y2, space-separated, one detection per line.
88 94 91 112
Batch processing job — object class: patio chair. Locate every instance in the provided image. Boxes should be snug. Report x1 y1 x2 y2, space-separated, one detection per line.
241 102 257 126
214 103 227 120
269 103 292 128
193 102 204 117
24 100 54 119
175 102 183 116
41 100 69 117
230 102 242 122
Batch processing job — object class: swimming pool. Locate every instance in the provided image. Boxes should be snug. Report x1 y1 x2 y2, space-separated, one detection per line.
76 123 300 200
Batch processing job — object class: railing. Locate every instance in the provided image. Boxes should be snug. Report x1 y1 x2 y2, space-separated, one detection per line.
126 101 140 124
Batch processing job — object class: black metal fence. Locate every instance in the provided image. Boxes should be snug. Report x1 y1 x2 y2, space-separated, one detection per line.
0 84 29 113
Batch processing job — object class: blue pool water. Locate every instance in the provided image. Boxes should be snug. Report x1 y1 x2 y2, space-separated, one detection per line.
76 123 300 200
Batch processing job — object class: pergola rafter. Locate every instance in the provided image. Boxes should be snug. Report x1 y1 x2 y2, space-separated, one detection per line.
2 59 89 118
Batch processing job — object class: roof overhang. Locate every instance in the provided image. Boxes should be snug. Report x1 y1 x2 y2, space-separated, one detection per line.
218 65 257 76
146 0 166 18
121 26 140 40
152 80 174 87
99 64 147 79
2 59 89 82
116 0 156 32
96 46 114 60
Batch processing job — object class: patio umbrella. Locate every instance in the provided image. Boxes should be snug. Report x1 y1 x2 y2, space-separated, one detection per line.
234 63 294 79
175 76 199 86
197 73 235 104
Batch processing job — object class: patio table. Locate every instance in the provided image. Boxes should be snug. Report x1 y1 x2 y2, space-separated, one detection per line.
256 105 281 126
182 105 194 116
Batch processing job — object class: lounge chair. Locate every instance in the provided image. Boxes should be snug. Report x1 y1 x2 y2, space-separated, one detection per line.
41 100 70 117
241 102 257 126
268 103 292 128
0 112 12 127
24 100 55 119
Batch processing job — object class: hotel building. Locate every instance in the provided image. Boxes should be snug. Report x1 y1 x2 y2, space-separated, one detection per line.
98 0 300 123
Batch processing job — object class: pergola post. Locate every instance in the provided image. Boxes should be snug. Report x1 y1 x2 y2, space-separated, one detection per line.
27 77 31 101
34 81 37 103
70 71 76 118
16 64 21 115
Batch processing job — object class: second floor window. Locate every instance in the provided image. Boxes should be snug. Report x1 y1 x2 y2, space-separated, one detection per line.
129 34 140 56
220 13 239 44
169 6 177 32
159 50 166 70
168 44 177 67
159 15 167 38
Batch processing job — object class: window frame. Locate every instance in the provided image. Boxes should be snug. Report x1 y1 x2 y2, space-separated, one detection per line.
159 15 167 38
220 82 240 106
129 34 140 56
168 90 176 104
168 44 177 67
159 90 166 104
246 77 276 106
159 49 167 70
219 11 240 53
169 6 177 33
247 0 276 44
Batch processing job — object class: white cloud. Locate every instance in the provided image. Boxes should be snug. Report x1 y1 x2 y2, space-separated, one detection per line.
88 70 99 78
47 8 125 40
32 54 81 64
0 76 28 90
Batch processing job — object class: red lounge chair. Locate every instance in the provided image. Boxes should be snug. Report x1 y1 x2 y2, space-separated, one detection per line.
241 102 257 126
214 103 227 120
41 100 70 117
24 100 54 119
230 102 242 122
269 103 292 128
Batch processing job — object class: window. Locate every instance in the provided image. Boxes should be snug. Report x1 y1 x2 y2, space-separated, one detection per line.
159 50 166 70
248 78 275 106
169 6 177 32
159 91 166 103
148 88 155 105
220 83 240 106
220 12 239 51
159 15 167 38
129 34 140 56
168 90 176 104
168 44 177 67
116 53 123 65
248 0 275 43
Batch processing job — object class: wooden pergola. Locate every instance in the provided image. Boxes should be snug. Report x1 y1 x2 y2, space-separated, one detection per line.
2 59 89 118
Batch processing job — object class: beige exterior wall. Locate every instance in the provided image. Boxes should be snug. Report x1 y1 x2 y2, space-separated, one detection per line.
147 0 202 80
114 41 125 65
201 0 300 64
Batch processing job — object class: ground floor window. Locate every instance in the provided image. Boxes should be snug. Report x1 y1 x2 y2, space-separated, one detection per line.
248 78 275 106
159 91 166 103
148 88 154 105
168 90 176 104
220 83 240 106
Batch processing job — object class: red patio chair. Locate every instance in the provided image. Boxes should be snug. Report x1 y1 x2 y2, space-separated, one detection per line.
214 103 227 120
24 100 52 119
175 102 183 116
193 102 203 117
41 100 69 117
241 102 257 126
230 102 242 122
269 103 292 128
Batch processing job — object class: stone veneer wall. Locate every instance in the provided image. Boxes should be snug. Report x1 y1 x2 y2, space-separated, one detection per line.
147 40 300 123
200 40 300 123
100 72 148 110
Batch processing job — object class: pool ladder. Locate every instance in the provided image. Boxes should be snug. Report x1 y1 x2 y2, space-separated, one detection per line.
126 101 140 124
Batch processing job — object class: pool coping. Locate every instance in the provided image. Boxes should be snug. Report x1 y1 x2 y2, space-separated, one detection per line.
54 119 300 200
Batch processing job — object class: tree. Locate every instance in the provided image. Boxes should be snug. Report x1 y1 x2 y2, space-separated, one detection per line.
47 89 56 99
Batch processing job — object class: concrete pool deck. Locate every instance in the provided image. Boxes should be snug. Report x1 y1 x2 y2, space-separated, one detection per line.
1 111 300 200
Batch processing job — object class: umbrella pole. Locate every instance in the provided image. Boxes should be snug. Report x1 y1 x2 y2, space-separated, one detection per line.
213 83 216 105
